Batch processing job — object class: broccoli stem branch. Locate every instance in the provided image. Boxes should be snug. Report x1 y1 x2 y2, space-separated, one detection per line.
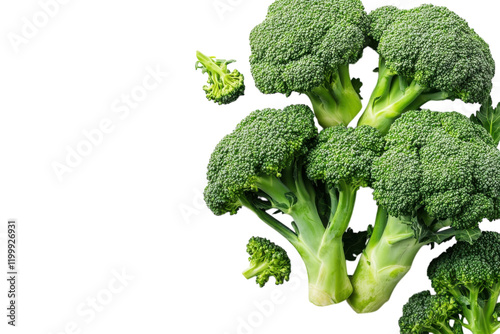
242 262 270 279
348 212 425 313
305 65 362 128
357 58 428 134
196 51 226 77
308 182 357 305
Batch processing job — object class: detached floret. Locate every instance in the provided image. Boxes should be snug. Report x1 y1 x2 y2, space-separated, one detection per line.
348 110 500 313
426 232 500 333
399 291 461 334
358 4 495 133
195 51 245 105
243 237 291 287
250 0 369 127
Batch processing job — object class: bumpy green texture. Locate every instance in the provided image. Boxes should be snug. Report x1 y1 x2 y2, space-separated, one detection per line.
249 0 369 127
358 4 495 133
348 110 500 314
243 237 291 287
399 291 461 334
425 232 500 333
195 51 245 105
472 97 500 146
204 105 384 306
306 125 385 189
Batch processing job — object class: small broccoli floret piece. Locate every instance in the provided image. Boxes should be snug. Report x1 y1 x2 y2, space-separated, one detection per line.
348 110 500 313
242 237 291 287
399 291 461 334
427 232 500 333
195 51 244 105
471 96 500 146
249 0 369 127
358 5 495 133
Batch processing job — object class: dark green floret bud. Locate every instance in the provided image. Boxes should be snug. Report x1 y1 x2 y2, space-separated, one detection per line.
243 237 291 287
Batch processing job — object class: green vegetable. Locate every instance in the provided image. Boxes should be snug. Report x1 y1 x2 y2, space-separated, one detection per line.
348 110 500 313
204 104 383 305
249 0 368 128
195 51 245 105
357 5 495 134
472 97 500 146
243 237 291 287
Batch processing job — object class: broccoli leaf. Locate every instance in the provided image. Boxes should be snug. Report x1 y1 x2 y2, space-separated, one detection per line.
343 228 371 261
471 97 500 146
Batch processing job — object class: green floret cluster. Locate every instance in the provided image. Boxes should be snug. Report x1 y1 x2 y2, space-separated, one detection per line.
250 0 368 127
195 51 245 105
201 0 500 322
399 291 462 334
243 237 291 287
400 232 500 334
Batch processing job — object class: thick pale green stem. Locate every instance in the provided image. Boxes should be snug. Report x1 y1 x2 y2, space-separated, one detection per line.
305 65 362 128
196 51 225 77
357 58 428 134
307 183 357 305
348 213 424 313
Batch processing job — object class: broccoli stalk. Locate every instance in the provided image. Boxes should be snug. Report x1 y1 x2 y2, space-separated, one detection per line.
358 58 449 133
195 51 245 105
304 66 363 128
204 106 383 306
348 110 500 313
357 5 494 133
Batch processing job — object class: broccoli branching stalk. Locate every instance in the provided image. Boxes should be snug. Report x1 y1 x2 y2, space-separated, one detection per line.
243 237 291 287
249 0 369 128
348 110 500 313
204 105 383 305
195 51 245 105
357 5 495 134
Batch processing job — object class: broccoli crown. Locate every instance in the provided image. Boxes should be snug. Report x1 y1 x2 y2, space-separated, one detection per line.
399 290 459 334
372 110 500 229
204 105 317 215
428 231 500 294
249 0 368 95
306 125 384 189
371 4 494 103
195 51 245 105
244 237 291 287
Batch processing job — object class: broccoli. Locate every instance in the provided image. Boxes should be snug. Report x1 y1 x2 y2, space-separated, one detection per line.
204 104 384 305
348 110 500 313
242 237 291 287
426 231 500 334
195 51 245 105
399 291 462 334
357 5 495 134
249 0 368 128
471 97 500 146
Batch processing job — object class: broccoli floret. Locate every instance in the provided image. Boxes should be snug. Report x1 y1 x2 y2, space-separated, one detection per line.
204 105 384 305
348 110 500 313
427 232 500 333
195 51 245 105
249 0 369 128
357 5 495 133
242 237 291 287
471 97 500 146
399 291 461 334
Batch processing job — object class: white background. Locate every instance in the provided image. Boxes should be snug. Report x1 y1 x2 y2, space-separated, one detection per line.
0 0 499 333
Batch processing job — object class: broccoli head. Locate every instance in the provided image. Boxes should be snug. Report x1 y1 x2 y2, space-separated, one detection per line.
358 4 495 133
399 291 461 334
348 110 500 313
195 51 245 105
242 237 291 287
427 232 500 333
249 0 369 127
